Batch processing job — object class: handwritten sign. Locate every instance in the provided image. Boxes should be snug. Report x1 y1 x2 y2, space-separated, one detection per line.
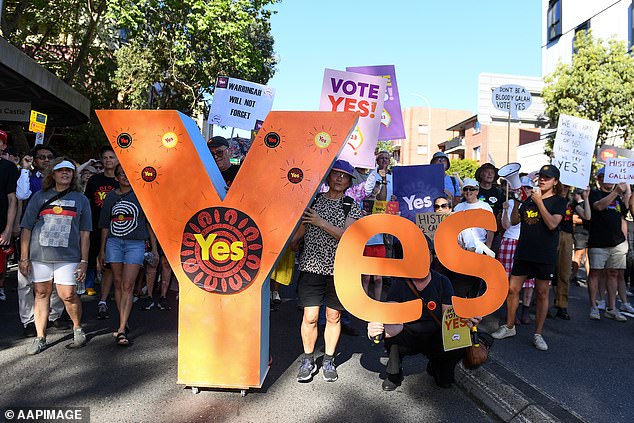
552 114 599 188
604 158 634 184
415 212 448 240
346 65 405 141
320 69 386 168
492 84 532 119
442 306 472 351
209 76 275 131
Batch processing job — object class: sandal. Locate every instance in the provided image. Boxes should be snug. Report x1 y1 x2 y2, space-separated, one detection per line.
116 332 130 346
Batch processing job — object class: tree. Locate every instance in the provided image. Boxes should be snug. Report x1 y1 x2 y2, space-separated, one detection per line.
448 158 479 180
543 31 634 150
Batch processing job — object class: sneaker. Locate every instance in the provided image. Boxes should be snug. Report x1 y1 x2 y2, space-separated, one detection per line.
139 297 155 311
271 290 281 305
556 307 571 320
68 327 87 348
596 299 606 310
27 337 46 355
23 322 37 338
296 358 317 382
619 302 634 314
605 308 627 322
157 296 171 311
0 288 6 301
533 334 548 351
322 359 338 382
589 306 600 320
382 370 403 391
97 302 109 319
491 324 516 339
85 288 97 296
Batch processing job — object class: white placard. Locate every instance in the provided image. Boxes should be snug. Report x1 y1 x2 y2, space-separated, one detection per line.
604 157 634 184
34 132 44 145
209 76 275 131
552 114 599 188
491 84 532 119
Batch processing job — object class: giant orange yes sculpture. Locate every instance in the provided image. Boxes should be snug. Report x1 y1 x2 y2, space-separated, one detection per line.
96 110 358 389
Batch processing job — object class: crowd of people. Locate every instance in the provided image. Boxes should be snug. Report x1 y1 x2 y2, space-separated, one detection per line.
1 127 633 391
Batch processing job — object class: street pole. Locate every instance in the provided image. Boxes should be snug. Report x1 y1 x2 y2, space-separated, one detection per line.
411 93 432 161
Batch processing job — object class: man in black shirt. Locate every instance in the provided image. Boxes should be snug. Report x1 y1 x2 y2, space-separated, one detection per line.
475 163 504 253
587 167 629 322
0 129 19 302
207 136 241 189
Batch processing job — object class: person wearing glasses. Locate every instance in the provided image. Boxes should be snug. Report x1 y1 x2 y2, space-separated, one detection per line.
433 196 451 213
207 136 240 188
15 145 70 336
451 178 494 298
430 152 461 206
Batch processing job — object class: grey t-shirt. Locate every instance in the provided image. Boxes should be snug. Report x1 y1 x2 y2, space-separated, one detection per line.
21 190 92 263
99 190 149 241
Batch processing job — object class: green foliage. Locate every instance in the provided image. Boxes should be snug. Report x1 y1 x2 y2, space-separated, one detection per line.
448 158 479 179
543 31 634 149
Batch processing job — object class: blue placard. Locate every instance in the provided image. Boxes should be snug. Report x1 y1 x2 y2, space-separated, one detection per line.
392 164 445 222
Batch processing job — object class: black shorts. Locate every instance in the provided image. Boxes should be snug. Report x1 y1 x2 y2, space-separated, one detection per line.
573 227 589 250
297 271 343 311
511 258 554 281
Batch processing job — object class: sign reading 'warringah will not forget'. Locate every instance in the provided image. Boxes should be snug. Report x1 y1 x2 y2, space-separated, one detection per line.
552 114 599 188
209 76 275 131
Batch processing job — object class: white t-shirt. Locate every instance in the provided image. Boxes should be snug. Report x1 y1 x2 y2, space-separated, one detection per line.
501 199 520 240
453 200 494 249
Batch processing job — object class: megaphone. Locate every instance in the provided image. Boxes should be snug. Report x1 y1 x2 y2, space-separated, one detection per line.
498 162 521 189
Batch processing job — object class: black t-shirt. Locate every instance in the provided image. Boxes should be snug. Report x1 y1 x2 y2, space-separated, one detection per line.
222 164 241 188
0 159 19 231
386 272 453 336
561 200 574 234
477 186 504 217
85 173 119 228
515 195 567 265
588 189 627 248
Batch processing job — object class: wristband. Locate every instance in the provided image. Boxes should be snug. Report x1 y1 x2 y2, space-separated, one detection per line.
80 260 88 263
20 258 30 262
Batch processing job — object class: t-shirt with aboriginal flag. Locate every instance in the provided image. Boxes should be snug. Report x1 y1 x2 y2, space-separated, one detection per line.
20 190 92 262
99 190 149 241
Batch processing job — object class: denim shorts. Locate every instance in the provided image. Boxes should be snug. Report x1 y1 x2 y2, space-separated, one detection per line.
106 238 145 265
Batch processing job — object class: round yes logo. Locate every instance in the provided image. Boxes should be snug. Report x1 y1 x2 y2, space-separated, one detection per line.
181 207 262 294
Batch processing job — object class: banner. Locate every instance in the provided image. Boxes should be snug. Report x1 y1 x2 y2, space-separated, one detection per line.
209 76 275 131
346 65 405 141
415 212 448 240
552 114 599 188
319 69 386 168
604 158 634 184
392 164 444 222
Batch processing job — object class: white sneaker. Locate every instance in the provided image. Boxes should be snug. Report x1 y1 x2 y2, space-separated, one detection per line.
605 308 627 322
271 290 281 305
533 334 548 351
596 299 606 310
619 302 634 314
589 306 600 320
492 324 516 339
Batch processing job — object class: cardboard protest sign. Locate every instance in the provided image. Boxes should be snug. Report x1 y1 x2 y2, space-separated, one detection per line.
346 65 405 141
392 164 444 222
442 306 472 351
209 76 275 131
320 69 386 168
491 84 532 119
552 114 599 188
604 158 634 184
96 109 358 390
597 145 634 163
362 199 399 215
415 212 448 240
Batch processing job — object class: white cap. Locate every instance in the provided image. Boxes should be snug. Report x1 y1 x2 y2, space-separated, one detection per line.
52 160 76 171
462 177 479 188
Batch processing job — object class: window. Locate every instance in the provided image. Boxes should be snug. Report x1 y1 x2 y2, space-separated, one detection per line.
573 20 590 53
473 121 481 135
417 145 428 155
547 0 562 42
418 124 429 135
473 146 481 162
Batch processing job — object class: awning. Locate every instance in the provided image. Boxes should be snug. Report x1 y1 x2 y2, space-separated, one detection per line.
0 37 90 127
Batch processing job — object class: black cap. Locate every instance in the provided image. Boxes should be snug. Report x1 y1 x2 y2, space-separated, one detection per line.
538 164 560 179
207 136 229 148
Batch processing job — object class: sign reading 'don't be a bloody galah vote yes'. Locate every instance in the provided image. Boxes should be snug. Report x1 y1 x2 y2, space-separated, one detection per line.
491 84 532 120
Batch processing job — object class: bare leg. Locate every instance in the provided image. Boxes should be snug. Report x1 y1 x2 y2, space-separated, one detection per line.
588 269 602 306
118 264 141 334
505 275 525 328
160 257 172 298
99 267 113 302
33 281 53 338
144 259 158 298
606 269 619 310
300 306 319 354
324 307 341 356
56 284 82 329
616 269 628 304
534 279 550 335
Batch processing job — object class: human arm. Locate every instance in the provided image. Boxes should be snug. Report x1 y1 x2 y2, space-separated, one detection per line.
75 230 90 282
575 189 592 220
147 223 158 261
289 224 306 251
510 199 521 226
501 201 511 230
302 207 346 240
16 156 33 200
98 228 109 268
1 193 17 245
592 184 626 211
19 228 32 276
531 190 563 230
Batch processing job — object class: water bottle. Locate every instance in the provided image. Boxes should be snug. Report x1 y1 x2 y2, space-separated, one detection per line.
75 269 86 295
144 252 155 267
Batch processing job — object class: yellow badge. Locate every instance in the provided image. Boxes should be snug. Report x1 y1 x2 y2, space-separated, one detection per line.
52 206 63 214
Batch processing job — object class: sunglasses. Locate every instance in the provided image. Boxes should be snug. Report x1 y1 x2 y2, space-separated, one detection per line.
463 187 478 192
434 203 450 210
35 154 54 160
